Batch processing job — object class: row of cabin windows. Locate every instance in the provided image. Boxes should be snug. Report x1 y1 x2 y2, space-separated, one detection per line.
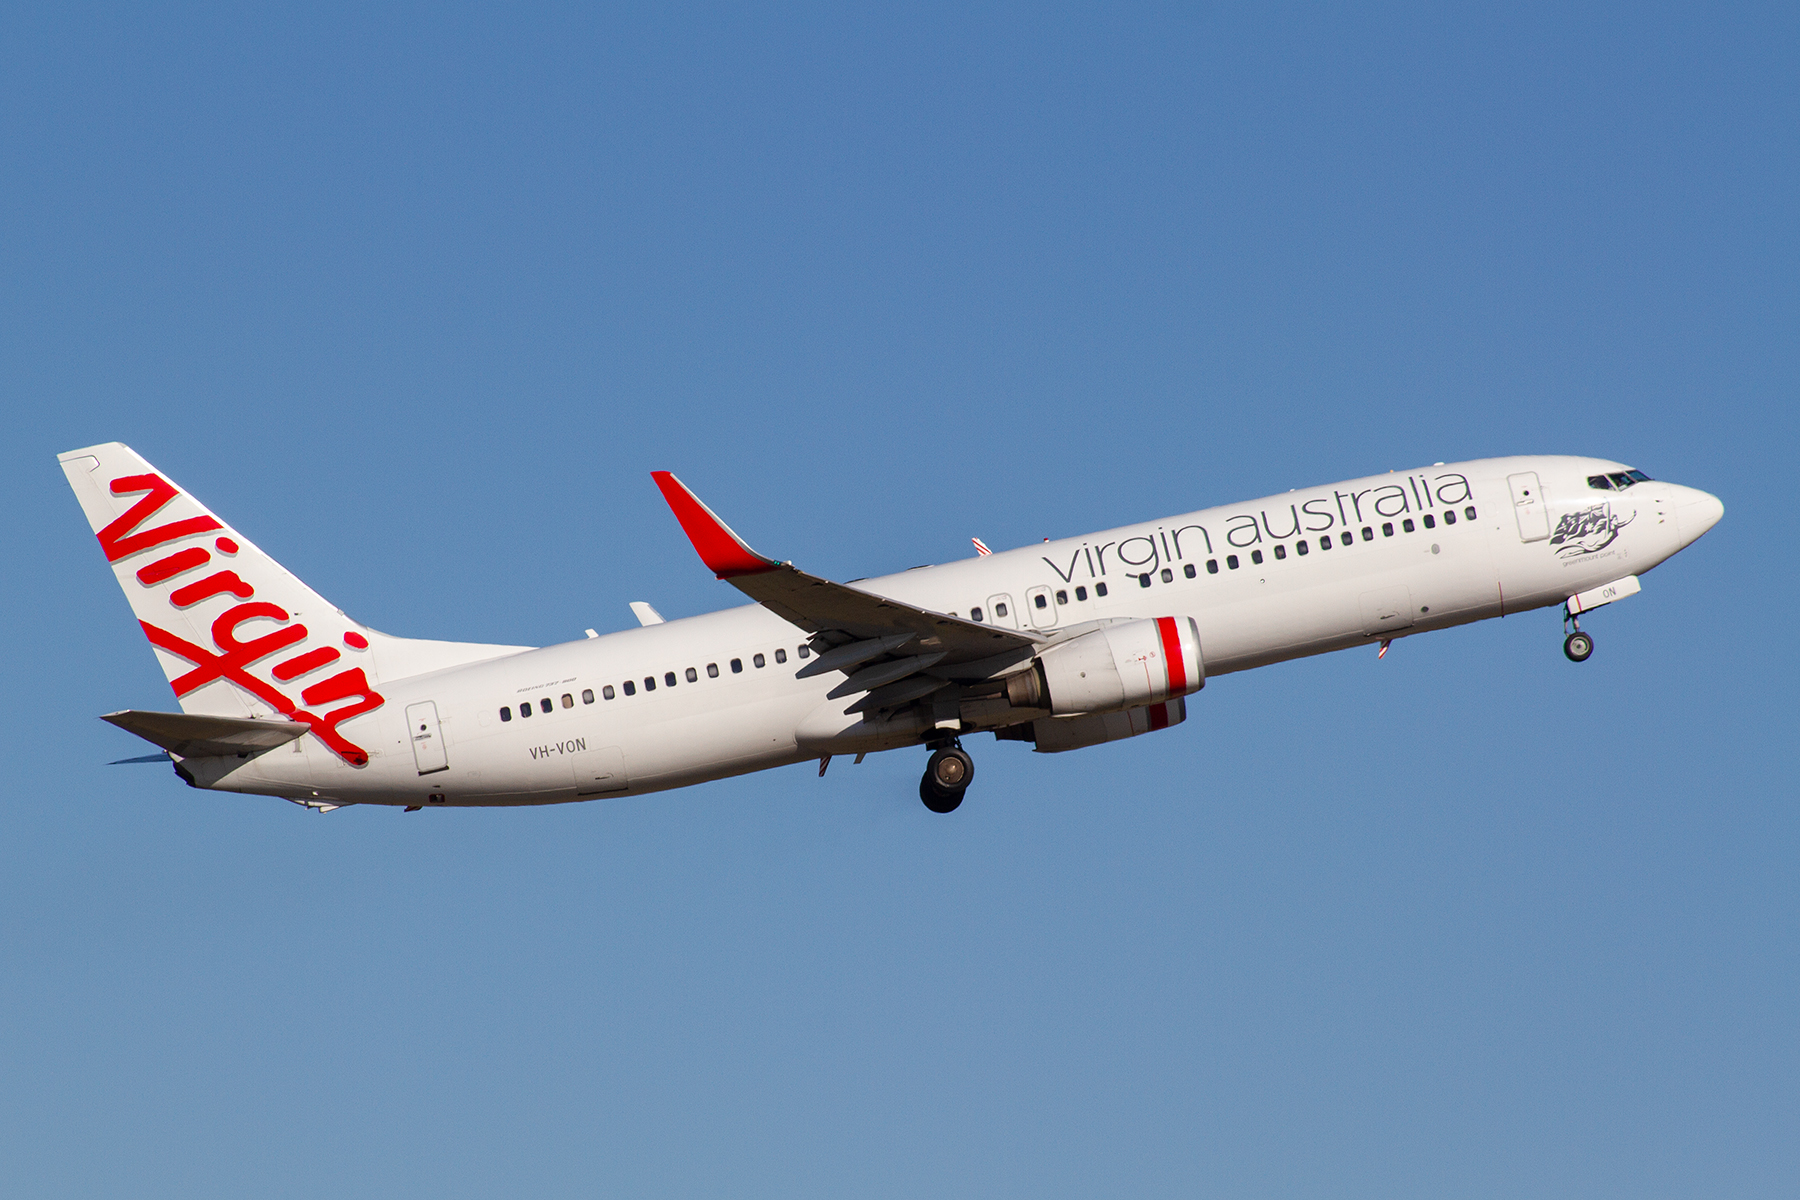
961 506 1483 613
497 645 812 722
500 503 1485 718
968 584 1111 622
1132 505 1479 581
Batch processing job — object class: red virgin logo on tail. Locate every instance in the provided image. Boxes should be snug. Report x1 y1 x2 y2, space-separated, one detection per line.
102 473 384 766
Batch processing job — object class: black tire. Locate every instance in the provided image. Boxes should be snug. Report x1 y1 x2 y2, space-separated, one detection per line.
1564 631 1594 662
927 748 974 792
920 777 964 813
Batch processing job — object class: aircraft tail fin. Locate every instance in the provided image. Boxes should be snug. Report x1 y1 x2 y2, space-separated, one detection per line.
59 443 529 765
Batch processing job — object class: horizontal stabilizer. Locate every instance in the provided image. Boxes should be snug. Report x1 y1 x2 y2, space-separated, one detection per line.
103 710 309 759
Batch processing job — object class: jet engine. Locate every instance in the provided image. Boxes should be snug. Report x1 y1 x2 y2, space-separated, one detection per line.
1003 616 1203 716
995 696 1189 753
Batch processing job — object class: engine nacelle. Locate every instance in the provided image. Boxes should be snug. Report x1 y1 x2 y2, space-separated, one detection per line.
1004 617 1204 716
1028 696 1187 753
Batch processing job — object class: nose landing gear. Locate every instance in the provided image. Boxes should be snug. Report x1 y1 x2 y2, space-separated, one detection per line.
919 741 974 813
1562 605 1595 662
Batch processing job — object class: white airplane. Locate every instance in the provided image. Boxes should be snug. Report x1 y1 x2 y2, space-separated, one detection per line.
61 442 1722 814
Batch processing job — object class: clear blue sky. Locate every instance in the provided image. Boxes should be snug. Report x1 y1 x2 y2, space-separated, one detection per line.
4 4 1795 1196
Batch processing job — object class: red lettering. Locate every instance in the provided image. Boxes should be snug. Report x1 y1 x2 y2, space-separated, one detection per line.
140 620 382 767
142 621 298 714
136 546 211 586
272 646 341 681
170 571 255 607
98 474 221 562
294 668 384 766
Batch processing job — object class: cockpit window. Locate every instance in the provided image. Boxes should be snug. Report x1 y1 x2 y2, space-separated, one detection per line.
1591 469 1653 491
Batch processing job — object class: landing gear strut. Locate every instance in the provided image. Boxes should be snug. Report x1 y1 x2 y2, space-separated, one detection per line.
919 741 974 813
1562 607 1594 663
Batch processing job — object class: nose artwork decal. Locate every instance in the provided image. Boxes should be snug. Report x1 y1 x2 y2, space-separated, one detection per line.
102 473 384 766
1549 501 1634 558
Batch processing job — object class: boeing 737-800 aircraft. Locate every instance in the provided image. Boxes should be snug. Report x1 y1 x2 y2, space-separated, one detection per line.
62 443 1722 813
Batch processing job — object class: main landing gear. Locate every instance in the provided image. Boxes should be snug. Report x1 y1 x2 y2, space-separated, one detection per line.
920 740 974 813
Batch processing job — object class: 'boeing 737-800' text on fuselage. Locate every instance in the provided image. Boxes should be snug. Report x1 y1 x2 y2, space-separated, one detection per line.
61 445 1722 813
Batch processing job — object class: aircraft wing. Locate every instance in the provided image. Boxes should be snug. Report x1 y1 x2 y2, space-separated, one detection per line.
652 472 1040 668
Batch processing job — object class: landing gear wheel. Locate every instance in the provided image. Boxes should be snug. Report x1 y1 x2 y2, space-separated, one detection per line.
1564 631 1594 662
919 747 974 813
920 777 964 813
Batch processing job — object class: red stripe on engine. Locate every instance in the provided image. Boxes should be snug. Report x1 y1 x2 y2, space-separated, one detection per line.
1155 616 1186 694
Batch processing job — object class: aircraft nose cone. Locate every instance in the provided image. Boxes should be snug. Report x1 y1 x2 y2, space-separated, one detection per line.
1675 487 1724 542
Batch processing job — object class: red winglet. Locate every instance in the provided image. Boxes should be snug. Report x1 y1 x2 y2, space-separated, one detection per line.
651 471 779 579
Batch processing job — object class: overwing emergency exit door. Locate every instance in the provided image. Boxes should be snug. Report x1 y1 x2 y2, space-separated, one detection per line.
406 701 448 775
1508 472 1550 542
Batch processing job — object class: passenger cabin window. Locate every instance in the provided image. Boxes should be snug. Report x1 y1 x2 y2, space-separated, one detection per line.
774 648 787 664
1075 586 1089 599
1183 564 1196 578
995 602 1008 618
582 689 594 704
707 663 719 677
1056 589 1069 603
603 685 615 700
1035 593 1049 608
562 693 573 708
798 646 810 658
500 706 512 722
1444 510 1456 525
754 653 765 668
686 667 698 682
1340 532 1353 546
1402 518 1415 532
1362 527 1374 541
1251 549 1263 564
1139 573 1151 588
1207 559 1219 574
519 702 531 718
540 697 553 714
971 606 984 622
730 659 742 674
1423 514 1436 529
665 671 677 687
623 680 636 696
1465 506 1478 520
1319 536 1332 550
1226 555 1239 570
1295 541 1308 556
1273 545 1286 560
644 676 655 692
1382 522 1394 537
1096 582 1109 596
1161 567 1174 582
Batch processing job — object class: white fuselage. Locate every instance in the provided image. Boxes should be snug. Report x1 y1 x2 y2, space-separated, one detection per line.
207 455 1721 808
